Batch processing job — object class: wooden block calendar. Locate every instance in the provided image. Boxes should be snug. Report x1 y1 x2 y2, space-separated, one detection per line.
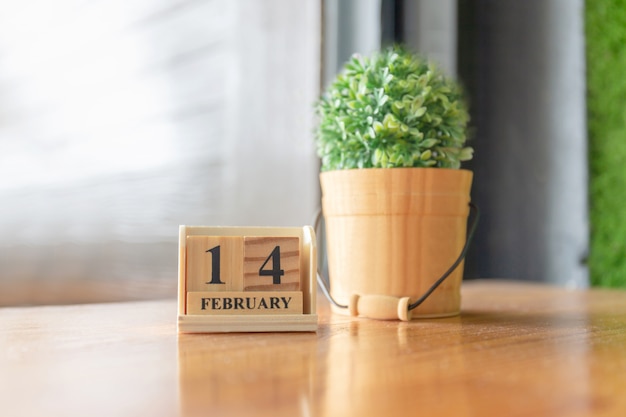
177 226 318 333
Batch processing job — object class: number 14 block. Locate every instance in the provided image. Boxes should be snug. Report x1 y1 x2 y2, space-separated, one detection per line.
178 226 318 332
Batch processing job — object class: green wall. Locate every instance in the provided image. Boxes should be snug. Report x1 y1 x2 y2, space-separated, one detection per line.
587 0 626 287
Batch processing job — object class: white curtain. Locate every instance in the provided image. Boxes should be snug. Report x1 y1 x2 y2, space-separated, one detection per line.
0 0 321 304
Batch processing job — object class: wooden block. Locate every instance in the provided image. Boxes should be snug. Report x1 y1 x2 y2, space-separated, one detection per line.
243 237 300 291
178 225 317 333
187 291 303 315
186 236 243 292
178 314 318 333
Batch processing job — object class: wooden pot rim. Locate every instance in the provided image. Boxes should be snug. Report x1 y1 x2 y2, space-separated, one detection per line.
320 167 473 217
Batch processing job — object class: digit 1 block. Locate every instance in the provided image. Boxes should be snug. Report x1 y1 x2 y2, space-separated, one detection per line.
243 236 300 291
186 236 243 292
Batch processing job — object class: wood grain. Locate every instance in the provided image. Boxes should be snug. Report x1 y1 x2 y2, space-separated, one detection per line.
243 236 300 291
2 280 626 416
186 236 243 292
320 168 473 317
178 312 317 334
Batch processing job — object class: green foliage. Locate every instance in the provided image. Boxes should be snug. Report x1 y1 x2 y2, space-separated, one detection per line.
587 0 626 287
315 46 472 171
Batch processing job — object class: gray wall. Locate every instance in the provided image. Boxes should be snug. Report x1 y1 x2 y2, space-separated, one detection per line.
323 0 381 85
459 0 588 286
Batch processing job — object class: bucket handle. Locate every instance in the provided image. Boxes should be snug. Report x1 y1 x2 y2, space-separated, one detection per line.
315 203 480 321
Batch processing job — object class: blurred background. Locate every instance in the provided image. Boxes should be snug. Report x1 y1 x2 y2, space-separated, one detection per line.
0 0 620 306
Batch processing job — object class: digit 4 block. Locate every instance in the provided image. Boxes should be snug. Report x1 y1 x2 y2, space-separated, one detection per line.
177 226 318 333
243 236 300 291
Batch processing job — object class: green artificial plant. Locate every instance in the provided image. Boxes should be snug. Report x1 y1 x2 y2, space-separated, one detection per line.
586 0 626 287
315 45 472 171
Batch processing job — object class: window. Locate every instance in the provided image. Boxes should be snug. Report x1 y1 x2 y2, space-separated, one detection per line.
0 0 321 305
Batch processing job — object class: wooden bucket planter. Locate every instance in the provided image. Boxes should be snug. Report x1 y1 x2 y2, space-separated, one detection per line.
320 168 473 318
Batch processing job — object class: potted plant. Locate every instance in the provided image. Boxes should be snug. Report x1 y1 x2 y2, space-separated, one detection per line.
316 45 474 320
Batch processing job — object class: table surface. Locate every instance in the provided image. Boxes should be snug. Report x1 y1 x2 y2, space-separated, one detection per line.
1 280 626 417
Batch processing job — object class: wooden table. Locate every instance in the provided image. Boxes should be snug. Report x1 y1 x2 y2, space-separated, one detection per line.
1 280 626 416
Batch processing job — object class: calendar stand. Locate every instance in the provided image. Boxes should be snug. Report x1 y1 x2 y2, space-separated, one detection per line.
177 225 318 333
